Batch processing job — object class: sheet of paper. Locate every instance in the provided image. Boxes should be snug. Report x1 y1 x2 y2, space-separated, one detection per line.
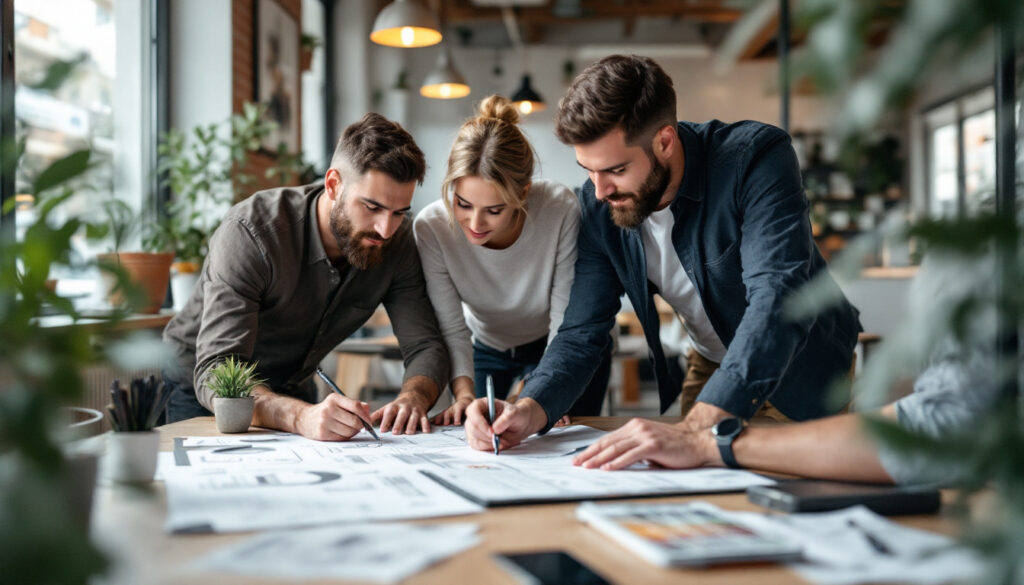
734 506 984 585
164 467 482 533
191 523 479 582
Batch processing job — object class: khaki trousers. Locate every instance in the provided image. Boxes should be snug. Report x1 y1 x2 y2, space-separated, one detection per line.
680 349 793 423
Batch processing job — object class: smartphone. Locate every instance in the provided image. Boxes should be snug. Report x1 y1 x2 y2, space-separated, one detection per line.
747 480 941 515
493 551 611 585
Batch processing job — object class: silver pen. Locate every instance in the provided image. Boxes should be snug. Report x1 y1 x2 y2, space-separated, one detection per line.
486 375 500 455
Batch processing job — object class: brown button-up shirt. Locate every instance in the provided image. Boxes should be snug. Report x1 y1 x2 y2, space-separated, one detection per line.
163 182 449 411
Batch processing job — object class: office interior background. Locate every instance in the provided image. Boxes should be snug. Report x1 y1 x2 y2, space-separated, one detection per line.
0 0 1021 583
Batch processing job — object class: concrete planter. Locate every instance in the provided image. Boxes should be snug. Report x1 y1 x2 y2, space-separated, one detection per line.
213 396 255 433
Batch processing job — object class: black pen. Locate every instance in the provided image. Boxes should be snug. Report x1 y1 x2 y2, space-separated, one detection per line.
847 518 893 555
212 445 255 453
486 375 500 455
315 367 381 442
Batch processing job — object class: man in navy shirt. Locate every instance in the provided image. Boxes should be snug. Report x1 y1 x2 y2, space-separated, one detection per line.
466 55 861 463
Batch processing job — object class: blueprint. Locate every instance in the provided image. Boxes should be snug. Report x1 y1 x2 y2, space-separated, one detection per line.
161 425 774 532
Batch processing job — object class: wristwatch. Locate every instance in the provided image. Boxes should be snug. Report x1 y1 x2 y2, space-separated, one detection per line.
711 416 745 469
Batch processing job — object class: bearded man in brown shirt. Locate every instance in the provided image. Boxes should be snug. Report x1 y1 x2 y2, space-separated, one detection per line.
163 113 449 440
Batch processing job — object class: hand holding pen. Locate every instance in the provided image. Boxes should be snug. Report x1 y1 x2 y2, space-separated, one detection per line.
315 367 381 443
486 375 501 455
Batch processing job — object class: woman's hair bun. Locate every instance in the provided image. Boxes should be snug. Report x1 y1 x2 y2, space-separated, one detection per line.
477 95 520 126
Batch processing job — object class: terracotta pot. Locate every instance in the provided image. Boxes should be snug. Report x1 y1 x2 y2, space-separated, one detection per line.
213 396 255 433
300 46 313 71
98 252 174 314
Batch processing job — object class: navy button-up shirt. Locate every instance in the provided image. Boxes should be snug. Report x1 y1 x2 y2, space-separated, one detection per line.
522 121 861 431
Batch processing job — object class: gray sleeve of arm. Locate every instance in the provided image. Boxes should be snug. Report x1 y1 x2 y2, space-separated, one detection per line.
192 219 270 411
876 350 995 485
383 235 451 393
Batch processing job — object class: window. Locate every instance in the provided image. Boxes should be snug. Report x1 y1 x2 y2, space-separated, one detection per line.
924 86 1021 218
12 0 154 271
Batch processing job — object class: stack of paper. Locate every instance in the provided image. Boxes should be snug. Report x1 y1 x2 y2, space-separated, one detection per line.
735 506 985 585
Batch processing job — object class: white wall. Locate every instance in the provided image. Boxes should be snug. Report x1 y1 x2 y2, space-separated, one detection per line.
169 1 233 137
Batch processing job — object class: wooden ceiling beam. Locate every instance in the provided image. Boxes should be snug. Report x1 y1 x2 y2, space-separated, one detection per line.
443 1 742 25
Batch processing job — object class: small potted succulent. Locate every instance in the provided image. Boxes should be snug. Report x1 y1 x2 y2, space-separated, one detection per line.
105 376 172 483
208 357 264 433
300 33 320 72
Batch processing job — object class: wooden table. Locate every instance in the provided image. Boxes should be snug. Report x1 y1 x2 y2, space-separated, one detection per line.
91 417 961 585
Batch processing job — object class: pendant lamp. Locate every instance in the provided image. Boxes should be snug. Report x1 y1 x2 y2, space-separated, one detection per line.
370 0 442 48
420 46 471 99
511 74 545 114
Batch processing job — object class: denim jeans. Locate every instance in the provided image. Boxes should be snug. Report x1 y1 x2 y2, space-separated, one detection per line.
472 335 612 417
163 372 213 423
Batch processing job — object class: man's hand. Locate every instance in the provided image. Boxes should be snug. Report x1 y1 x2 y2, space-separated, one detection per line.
464 397 547 452
373 392 432 435
572 418 717 471
294 393 374 441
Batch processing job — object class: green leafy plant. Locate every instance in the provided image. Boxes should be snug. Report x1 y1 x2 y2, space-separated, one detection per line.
148 101 310 265
207 357 265 399
0 59 117 584
300 32 321 50
106 376 172 432
770 2 1024 583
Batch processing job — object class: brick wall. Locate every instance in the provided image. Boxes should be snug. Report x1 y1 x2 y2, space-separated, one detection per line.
232 0 303 199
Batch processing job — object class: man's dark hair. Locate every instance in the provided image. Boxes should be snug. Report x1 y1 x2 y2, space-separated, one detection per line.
330 112 426 184
554 55 677 148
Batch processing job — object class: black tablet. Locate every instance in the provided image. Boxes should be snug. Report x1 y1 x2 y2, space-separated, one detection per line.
747 480 941 515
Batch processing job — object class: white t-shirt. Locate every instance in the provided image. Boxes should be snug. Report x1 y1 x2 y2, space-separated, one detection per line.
641 205 728 363
413 179 580 382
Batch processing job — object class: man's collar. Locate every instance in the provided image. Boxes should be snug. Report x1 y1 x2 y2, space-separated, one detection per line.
307 184 331 266
673 122 705 207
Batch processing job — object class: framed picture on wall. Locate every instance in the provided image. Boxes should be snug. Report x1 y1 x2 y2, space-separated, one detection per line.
254 0 299 154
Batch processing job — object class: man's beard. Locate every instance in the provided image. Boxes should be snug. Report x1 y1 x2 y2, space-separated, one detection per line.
606 156 671 229
330 202 390 270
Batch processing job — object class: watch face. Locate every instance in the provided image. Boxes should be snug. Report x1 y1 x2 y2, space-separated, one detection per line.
713 417 742 438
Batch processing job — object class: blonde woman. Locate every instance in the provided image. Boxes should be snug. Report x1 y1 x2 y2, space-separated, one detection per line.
414 95 611 425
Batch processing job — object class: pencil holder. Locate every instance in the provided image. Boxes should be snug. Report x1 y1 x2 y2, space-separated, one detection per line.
105 430 160 483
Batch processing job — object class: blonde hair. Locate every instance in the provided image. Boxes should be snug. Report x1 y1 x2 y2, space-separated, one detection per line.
442 95 535 221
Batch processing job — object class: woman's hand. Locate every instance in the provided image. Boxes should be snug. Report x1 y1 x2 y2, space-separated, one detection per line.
430 376 476 426
432 396 475 425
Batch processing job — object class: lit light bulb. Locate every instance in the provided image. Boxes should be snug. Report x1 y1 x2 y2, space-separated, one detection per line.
519 101 533 115
440 84 452 98
401 27 415 46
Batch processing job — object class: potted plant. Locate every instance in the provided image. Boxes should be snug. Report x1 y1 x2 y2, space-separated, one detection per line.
104 376 171 483
208 357 265 433
300 33 320 72
150 102 276 310
96 198 174 314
